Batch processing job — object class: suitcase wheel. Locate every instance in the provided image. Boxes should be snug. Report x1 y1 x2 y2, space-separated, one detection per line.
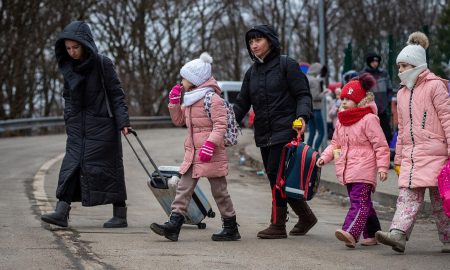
197 223 206 229
207 210 216 218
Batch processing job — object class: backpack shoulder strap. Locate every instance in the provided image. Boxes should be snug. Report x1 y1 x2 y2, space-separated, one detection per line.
203 91 215 119
280 55 288 78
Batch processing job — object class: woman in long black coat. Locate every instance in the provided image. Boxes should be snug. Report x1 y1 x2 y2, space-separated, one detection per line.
41 21 131 228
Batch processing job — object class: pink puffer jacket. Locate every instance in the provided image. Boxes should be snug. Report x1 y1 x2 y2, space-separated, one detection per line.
320 101 390 187
168 77 228 179
394 69 450 188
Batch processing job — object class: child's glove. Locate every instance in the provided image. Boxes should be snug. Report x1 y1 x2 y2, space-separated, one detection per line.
333 148 341 159
199 141 216 162
169 84 182 104
394 165 401 176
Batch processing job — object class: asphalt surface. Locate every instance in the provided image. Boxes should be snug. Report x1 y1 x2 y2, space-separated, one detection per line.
0 128 448 270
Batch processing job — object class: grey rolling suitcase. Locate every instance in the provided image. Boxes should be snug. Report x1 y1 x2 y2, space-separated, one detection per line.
125 129 215 229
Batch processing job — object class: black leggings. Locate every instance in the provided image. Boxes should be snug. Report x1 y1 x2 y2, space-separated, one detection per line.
260 143 301 207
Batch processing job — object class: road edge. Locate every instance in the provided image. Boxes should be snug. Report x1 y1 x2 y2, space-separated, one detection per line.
32 153 110 270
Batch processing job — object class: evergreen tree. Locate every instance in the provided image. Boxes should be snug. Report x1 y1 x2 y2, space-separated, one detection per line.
430 4 450 78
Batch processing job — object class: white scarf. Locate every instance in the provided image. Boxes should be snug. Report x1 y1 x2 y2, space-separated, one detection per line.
252 49 271 64
182 87 213 106
254 54 265 63
398 64 427 90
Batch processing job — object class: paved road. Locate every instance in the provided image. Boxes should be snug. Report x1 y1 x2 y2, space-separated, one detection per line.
0 128 448 270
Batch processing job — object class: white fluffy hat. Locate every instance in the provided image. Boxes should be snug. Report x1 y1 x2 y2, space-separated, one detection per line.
396 32 429 67
180 52 213 86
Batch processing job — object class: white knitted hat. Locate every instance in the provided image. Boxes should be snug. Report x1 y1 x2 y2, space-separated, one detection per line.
180 52 213 86
396 32 429 67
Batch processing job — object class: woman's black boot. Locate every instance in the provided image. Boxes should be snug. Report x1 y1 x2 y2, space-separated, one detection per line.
41 201 71 227
103 206 128 228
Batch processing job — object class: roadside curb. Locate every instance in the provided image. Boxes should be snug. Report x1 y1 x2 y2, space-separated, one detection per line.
32 153 65 214
32 153 106 270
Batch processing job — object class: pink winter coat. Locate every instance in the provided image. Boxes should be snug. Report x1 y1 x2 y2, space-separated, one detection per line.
394 69 450 188
320 101 390 187
168 77 228 179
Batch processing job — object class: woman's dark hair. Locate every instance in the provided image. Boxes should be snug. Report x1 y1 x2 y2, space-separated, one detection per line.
247 30 264 39
246 30 266 43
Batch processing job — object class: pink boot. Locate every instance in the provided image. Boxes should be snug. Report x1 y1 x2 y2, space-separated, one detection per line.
335 229 356 248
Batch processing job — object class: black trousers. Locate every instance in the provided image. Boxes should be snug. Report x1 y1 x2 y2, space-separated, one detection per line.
59 167 125 207
378 110 392 144
366 215 381 238
260 143 300 207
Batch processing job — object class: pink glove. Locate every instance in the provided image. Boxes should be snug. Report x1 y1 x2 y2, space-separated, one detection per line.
169 84 182 104
199 141 216 162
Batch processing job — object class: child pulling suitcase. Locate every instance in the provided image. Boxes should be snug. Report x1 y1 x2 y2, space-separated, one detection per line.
149 53 240 242
124 130 215 229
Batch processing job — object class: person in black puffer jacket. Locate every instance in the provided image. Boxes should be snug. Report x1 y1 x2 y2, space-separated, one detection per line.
361 52 393 143
233 25 316 239
41 21 131 228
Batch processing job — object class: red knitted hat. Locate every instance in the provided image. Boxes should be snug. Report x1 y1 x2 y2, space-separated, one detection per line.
340 73 376 104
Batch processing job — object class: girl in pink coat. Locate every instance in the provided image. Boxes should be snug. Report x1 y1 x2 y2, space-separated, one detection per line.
317 73 390 248
375 32 450 253
150 53 240 242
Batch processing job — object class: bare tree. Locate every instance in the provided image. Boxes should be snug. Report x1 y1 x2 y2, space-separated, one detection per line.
336 0 444 72
1 0 447 120
0 0 95 119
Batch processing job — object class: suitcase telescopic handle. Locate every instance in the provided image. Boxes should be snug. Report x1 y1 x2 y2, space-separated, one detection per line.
124 128 168 189
129 128 137 136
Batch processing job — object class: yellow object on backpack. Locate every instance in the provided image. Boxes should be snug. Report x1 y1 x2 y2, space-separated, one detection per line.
293 119 303 129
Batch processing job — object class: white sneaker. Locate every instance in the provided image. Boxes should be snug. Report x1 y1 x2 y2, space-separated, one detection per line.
442 242 450 253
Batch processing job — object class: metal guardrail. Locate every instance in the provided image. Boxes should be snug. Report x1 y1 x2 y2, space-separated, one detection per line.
0 116 172 134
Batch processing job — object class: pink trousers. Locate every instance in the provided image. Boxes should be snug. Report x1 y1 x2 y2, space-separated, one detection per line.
171 166 236 218
390 187 450 243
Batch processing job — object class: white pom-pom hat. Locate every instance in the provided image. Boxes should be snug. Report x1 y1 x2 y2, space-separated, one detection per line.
180 52 213 86
396 32 429 67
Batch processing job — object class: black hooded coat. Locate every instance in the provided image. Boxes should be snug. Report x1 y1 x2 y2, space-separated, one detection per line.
55 21 130 206
362 53 393 114
233 25 312 147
